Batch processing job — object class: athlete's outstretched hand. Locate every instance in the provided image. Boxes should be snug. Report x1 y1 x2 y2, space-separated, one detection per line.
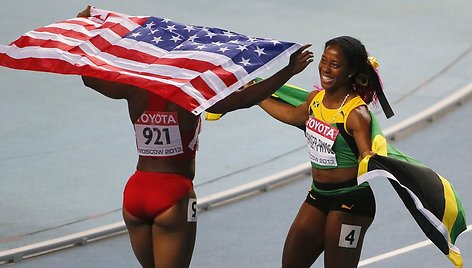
77 5 92 18
287 44 314 76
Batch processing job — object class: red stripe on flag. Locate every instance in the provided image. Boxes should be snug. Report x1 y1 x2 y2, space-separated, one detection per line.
189 76 218 100
101 22 133 37
60 19 101 29
65 46 191 84
12 36 75 50
129 17 149 25
212 66 238 87
85 35 111 52
0 53 200 111
34 27 91 41
145 82 201 111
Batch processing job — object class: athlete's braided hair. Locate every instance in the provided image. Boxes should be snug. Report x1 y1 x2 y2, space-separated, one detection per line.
325 36 380 105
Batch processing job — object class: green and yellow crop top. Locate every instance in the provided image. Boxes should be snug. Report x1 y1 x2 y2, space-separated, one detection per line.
305 90 367 169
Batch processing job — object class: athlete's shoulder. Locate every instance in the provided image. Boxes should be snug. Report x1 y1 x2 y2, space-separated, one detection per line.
306 88 323 105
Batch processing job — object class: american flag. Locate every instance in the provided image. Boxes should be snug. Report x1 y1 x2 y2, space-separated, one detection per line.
0 7 301 115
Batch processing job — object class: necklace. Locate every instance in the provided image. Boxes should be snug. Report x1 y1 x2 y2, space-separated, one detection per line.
320 94 350 123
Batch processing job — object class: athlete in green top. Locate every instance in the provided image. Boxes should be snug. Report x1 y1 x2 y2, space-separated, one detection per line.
259 36 387 268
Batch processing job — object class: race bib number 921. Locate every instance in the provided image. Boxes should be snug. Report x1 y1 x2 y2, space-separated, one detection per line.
134 111 183 156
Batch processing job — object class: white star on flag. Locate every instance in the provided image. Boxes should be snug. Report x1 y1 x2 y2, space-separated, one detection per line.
148 29 159 35
166 25 176 32
152 36 163 44
239 58 251 66
218 47 230 53
183 25 195 32
188 34 198 42
223 31 236 38
237 45 248 51
131 32 141 38
254 46 266 56
205 31 216 39
145 21 155 29
170 35 182 43
196 44 207 50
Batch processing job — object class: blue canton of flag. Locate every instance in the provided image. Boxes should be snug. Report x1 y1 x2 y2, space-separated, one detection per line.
125 17 290 74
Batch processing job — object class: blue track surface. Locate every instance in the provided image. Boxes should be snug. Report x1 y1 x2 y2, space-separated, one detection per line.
1 0 471 267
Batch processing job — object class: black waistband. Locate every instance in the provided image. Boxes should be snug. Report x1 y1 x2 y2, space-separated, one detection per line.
312 178 358 191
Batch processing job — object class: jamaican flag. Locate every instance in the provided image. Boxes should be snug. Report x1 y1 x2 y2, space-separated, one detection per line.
224 80 467 267
359 115 467 268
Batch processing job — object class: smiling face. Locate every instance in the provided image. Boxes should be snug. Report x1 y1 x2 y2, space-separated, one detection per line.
318 44 354 92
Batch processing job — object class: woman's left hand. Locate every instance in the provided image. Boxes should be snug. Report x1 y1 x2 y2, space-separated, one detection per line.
361 151 377 158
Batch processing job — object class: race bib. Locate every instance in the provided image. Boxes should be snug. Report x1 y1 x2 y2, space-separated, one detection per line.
305 116 339 167
338 224 362 248
134 111 183 156
187 198 197 222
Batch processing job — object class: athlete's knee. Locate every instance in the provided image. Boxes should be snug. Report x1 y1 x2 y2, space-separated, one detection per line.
283 224 324 268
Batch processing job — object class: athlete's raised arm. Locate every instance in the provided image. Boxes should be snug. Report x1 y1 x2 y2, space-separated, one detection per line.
207 44 313 114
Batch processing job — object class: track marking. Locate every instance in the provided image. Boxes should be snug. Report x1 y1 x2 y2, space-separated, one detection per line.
358 225 472 266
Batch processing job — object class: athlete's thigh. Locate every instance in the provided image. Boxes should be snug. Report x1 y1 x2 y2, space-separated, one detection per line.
323 210 373 268
123 209 155 268
152 191 197 268
282 202 327 268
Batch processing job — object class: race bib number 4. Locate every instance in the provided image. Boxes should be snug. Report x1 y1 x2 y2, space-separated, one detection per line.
338 224 361 248
305 116 339 167
134 111 183 156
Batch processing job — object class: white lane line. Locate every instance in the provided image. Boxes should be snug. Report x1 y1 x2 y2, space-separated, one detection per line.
358 224 472 266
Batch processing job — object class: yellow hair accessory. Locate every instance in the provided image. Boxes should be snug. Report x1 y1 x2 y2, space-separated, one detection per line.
368 56 379 68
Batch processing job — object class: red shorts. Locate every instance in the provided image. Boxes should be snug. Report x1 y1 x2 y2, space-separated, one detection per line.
123 170 193 222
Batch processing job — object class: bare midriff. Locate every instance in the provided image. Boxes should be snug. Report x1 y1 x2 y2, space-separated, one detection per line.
311 166 358 184
137 156 196 179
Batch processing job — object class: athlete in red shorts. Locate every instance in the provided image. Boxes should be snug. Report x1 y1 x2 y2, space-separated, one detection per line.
78 6 313 267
